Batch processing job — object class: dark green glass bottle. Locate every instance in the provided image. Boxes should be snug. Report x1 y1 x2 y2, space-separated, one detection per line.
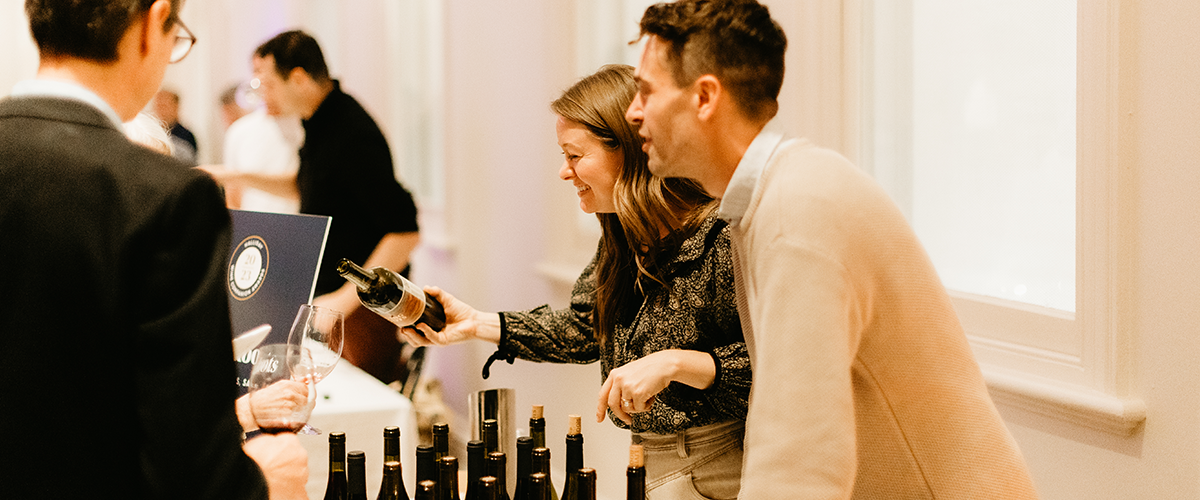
487 451 511 500
377 461 409 500
627 445 645 500
531 447 558 500
466 440 485 500
417 444 437 485
433 422 451 460
562 416 583 500
323 432 348 500
513 436 533 500
438 456 461 500
348 450 369 500
575 469 596 500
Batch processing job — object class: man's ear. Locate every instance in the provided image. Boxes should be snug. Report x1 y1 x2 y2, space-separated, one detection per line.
138 0 174 57
694 75 722 122
288 67 311 86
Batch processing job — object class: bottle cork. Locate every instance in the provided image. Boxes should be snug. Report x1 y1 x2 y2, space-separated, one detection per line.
532 404 544 419
568 414 581 435
629 444 644 468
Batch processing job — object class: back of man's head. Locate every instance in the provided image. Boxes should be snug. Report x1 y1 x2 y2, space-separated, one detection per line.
254 30 330 83
26 0 181 63
637 0 786 122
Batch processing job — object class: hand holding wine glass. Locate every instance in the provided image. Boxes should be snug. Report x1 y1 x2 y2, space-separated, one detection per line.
247 343 315 434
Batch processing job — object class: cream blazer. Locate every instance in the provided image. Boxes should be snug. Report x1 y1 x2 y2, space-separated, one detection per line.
731 139 1039 499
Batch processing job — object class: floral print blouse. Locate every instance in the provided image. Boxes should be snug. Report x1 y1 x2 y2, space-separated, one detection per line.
496 215 750 434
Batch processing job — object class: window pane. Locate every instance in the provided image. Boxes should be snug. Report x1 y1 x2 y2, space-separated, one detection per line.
869 0 1076 312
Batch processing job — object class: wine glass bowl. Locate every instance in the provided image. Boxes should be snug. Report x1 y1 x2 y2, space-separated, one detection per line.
287 304 345 383
247 343 316 433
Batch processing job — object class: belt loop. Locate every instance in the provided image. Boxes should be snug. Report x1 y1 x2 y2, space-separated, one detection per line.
676 429 688 459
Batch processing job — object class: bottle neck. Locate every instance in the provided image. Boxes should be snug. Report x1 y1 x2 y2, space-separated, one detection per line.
565 435 583 468
348 453 367 495
417 447 436 483
468 442 485 482
329 443 346 473
384 428 400 462
338 258 377 290
486 453 506 490
626 467 646 500
529 418 546 447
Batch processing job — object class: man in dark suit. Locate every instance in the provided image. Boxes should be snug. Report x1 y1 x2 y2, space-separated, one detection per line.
0 1 307 498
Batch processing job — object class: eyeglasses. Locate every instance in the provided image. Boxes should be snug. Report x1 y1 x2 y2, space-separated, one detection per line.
170 19 197 64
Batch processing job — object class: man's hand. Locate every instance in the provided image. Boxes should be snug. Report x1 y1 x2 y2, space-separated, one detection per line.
248 380 310 431
243 432 309 500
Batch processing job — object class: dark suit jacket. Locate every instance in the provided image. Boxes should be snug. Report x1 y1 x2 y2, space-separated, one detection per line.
0 96 269 499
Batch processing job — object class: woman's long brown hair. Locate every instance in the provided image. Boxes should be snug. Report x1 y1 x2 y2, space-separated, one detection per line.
550 64 716 349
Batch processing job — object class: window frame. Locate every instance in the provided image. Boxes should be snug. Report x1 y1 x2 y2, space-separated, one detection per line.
823 0 1141 434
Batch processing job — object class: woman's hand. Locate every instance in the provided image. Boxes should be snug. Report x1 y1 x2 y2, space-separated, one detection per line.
596 349 718 425
400 286 500 347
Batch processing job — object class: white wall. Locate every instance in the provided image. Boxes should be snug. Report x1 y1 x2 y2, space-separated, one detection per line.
992 1 1200 497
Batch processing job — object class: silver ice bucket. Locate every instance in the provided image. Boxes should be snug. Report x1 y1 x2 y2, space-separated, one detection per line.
467 388 516 482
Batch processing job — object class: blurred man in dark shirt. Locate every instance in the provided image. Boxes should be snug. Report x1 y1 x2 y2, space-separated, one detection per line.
246 30 421 383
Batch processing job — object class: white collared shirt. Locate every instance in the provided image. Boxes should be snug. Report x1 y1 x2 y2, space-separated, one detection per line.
717 119 790 228
10 79 124 129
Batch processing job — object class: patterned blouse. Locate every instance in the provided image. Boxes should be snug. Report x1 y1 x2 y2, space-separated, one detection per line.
495 215 750 434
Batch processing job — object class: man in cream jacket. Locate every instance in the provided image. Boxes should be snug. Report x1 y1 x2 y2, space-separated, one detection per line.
624 1 1040 498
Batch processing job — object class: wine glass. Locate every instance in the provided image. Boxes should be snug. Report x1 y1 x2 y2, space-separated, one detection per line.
284 304 344 434
247 343 317 434
287 304 345 384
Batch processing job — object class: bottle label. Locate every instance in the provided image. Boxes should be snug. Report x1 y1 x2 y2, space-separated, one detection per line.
376 294 424 327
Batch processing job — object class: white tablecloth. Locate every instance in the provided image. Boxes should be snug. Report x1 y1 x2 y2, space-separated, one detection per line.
298 361 418 499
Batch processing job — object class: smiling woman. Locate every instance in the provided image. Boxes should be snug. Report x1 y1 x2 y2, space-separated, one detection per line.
396 63 752 500
556 116 621 214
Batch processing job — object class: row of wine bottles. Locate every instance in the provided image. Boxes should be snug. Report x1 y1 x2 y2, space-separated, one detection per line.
321 406 646 500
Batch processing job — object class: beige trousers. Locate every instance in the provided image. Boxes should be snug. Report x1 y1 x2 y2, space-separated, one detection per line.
632 420 745 500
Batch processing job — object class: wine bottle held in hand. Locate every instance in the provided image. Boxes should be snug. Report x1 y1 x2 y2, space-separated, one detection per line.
338 258 447 331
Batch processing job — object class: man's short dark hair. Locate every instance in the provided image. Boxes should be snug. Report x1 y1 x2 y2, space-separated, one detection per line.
636 0 786 121
254 30 330 83
25 0 181 63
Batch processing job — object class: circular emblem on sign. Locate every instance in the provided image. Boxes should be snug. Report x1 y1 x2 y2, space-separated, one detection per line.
229 235 269 301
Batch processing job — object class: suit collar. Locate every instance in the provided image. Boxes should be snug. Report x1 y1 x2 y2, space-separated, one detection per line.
9 79 124 129
0 95 123 133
